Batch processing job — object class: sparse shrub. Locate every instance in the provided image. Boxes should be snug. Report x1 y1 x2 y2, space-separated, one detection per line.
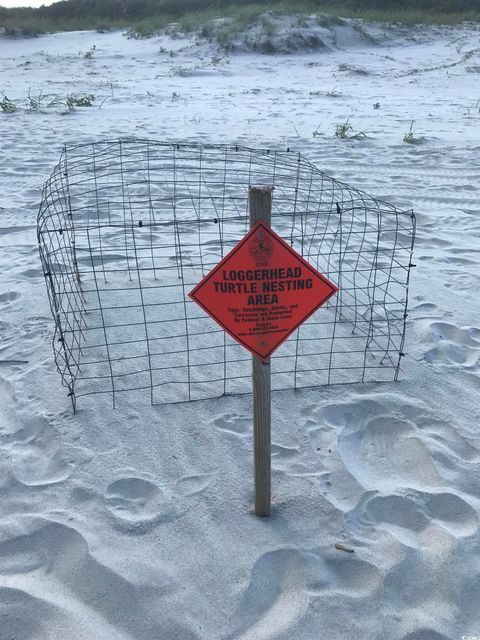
66 94 96 110
325 88 342 98
47 95 66 109
296 14 309 28
373 102 381 109
261 17 276 38
335 120 352 138
26 89 44 111
199 23 214 39
1 91 95 113
403 121 425 144
316 13 347 28
352 22 377 44
185 113 202 125
334 118 367 139
83 45 96 59
256 38 277 54
0 94 17 113
308 34 324 48
165 24 181 38
171 66 190 77
1 26 40 37
337 63 369 76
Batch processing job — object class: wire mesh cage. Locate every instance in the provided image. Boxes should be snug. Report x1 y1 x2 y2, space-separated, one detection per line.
37 139 415 409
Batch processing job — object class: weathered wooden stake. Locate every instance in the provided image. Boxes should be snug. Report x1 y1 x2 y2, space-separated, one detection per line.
249 186 273 517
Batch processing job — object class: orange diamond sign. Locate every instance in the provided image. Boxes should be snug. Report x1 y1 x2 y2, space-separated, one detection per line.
188 222 338 360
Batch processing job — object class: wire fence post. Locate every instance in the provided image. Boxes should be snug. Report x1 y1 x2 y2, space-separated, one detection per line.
249 186 273 517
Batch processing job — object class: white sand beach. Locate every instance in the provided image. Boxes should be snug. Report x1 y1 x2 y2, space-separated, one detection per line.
1 16 480 640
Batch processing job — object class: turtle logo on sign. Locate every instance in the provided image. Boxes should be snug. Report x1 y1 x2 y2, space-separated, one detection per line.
248 229 274 263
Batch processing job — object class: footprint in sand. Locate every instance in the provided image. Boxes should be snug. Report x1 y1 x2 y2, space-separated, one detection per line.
0 416 77 487
270 442 320 477
0 291 20 306
226 548 380 640
423 321 480 369
0 320 10 339
346 490 478 548
271 443 299 472
426 492 478 537
104 477 168 532
301 413 366 510
308 395 480 493
337 411 442 490
305 399 442 492
215 414 311 475
0 314 52 362
18 267 43 281
174 473 213 497
213 413 251 438
409 301 439 317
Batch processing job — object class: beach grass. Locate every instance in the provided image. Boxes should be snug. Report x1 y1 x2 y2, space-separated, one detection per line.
1 1 479 36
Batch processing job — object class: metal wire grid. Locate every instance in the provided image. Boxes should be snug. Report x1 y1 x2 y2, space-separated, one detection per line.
37 139 415 409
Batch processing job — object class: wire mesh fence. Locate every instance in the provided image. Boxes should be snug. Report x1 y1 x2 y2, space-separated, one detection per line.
37 139 415 409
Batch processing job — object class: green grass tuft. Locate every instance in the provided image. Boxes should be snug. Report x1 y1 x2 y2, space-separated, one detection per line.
0 94 17 113
66 94 96 109
334 118 368 139
403 120 425 144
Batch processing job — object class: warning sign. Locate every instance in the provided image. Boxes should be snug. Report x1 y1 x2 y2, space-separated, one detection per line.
188 222 339 360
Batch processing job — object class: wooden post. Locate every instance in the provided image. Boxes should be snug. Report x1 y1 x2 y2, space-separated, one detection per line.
249 186 272 517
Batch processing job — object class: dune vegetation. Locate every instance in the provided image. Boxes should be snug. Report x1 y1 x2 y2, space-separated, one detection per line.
1 0 479 36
